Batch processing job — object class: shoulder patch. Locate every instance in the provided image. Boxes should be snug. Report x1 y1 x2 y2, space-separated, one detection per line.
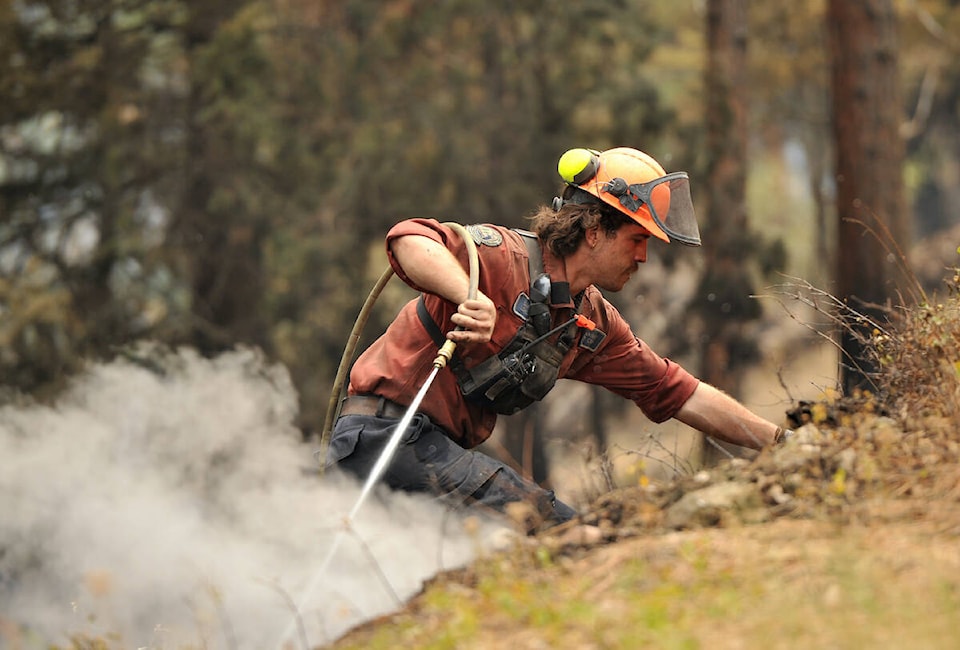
467 224 503 247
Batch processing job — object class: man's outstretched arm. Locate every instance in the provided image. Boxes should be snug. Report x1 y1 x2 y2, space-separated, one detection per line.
673 382 783 450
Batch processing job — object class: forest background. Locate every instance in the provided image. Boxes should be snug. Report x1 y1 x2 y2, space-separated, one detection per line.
2 0 959 466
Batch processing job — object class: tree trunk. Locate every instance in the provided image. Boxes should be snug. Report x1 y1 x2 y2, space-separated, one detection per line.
827 0 911 395
499 404 551 486
698 0 758 397
696 0 761 463
176 1 270 353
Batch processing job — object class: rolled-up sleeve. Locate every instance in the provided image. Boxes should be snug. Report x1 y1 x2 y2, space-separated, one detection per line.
385 219 461 293
566 298 699 423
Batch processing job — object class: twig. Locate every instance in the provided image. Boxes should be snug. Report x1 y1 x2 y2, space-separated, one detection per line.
346 522 403 607
843 214 927 305
616 434 696 478
262 580 311 650
704 435 736 460
754 275 896 393
207 584 238 650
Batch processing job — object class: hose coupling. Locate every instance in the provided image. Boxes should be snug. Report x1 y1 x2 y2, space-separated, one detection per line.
433 339 457 369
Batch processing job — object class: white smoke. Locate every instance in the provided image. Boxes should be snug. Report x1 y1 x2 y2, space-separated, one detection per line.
0 345 507 649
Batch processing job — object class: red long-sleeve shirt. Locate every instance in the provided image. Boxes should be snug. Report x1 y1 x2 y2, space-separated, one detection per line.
346 219 699 448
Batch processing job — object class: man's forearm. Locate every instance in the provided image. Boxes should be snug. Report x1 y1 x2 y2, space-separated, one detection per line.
674 382 780 449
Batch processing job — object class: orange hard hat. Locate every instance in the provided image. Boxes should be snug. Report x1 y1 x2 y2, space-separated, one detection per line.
555 147 701 246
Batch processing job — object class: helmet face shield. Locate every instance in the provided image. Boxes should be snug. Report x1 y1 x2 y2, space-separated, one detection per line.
602 172 702 246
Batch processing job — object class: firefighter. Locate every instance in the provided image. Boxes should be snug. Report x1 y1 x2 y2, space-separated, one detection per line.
325 147 791 531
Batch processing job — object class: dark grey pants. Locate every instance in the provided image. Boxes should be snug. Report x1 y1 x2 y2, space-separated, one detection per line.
326 412 576 532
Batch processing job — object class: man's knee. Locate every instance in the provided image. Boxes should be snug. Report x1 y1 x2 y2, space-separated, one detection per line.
472 467 576 532
400 427 498 497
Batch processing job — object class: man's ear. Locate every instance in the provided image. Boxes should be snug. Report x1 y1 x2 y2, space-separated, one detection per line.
585 226 600 249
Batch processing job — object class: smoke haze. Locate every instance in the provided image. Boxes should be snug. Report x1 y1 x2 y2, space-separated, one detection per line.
0 346 506 649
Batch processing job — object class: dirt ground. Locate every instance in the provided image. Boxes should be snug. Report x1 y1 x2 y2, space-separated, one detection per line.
328 482 960 650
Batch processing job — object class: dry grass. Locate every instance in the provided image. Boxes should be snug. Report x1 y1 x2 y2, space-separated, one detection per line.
332 505 960 650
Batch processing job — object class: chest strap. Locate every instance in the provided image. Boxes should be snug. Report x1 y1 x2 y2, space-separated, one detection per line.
515 229 573 305
417 294 448 349
515 229 544 280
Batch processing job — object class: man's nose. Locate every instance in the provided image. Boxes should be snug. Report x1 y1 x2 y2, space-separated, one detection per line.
635 242 648 263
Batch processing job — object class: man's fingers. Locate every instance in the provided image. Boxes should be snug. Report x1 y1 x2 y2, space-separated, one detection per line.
447 327 483 343
440 292 496 344
448 310 494 342
450 312 488 331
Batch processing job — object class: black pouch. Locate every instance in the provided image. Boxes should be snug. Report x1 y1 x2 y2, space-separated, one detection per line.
455 335 563 415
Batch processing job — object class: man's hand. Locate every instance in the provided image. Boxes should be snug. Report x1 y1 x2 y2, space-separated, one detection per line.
775 427 796 444
448 293 497 343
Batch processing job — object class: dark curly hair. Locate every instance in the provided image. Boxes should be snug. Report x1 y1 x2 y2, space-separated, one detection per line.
527 188 631 258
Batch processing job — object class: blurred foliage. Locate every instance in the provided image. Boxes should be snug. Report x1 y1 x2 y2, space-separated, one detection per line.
0 0 958 433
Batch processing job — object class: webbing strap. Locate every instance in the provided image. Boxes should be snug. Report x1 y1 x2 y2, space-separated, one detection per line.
515 229 544 281
517 229 573 305
417 293 447 348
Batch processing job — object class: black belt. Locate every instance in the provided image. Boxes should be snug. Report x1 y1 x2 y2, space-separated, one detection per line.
338 395 409 419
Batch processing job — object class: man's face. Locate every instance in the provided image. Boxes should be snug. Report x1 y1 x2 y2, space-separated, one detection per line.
587 222 650 292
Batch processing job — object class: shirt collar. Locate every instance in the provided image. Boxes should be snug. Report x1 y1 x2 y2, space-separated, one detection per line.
541 247 576 308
